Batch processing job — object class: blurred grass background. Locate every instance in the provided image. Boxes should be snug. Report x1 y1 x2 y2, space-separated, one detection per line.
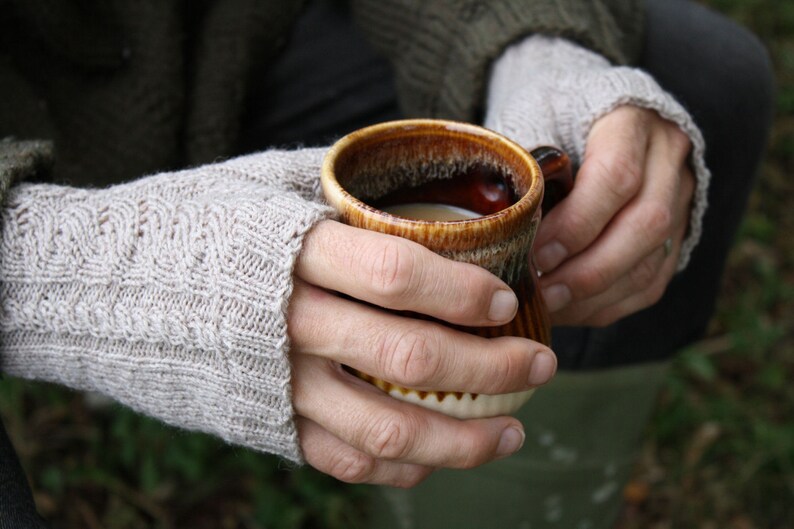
1 0 792 527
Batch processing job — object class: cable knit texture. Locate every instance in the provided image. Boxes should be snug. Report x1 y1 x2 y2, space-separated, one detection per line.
485 36 711 270
0 148 333 464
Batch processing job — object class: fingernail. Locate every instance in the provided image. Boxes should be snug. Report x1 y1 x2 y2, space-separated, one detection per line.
497 426 526 457
535 241 567 273
542 284 571 312
488 289 518 322
528 350 557 386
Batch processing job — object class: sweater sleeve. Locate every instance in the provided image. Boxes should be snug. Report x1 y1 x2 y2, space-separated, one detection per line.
484 36 710 271
350 0 644 120
0 147 334 464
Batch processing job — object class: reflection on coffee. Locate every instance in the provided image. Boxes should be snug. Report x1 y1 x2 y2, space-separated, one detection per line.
369 162 519 217
383 203 481 221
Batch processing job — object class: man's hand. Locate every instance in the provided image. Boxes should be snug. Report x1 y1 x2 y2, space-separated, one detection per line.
533 106 695 326
289 220 557 487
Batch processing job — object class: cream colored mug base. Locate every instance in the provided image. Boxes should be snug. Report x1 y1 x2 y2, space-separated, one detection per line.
391 388 535 419
360 372 535 419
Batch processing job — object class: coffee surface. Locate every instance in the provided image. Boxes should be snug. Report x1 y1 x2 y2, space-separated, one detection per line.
382 203 481 221
371 162 518 216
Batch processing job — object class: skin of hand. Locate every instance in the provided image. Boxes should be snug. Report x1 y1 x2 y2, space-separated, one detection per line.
288 220 558 487
533 105 696 326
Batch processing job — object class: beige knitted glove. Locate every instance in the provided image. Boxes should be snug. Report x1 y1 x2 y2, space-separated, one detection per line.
0 148 333 464
485 35 710 270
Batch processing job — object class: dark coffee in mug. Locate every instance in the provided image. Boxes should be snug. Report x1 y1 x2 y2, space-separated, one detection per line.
372 162 520 217
382 203 481 221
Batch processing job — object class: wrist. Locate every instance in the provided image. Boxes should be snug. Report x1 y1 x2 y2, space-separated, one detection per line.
485 35 710 271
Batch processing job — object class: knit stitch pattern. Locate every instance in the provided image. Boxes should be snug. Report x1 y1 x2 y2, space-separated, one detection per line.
353 0 643 120
0 148 332 463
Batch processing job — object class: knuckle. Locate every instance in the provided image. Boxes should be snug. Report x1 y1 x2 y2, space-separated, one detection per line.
559 208 597 251
443 271 484 321
629 256 659 291
328 451 376 484
362 412 417 461
456 431 493 469
641 202 673 240
484 339 522 393
377 328 441 388
366 239 416 302
591 154 642 202
574 263 612 298
564 208 592 236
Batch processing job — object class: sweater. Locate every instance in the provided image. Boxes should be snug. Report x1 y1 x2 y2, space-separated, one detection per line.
0 0 643 186
0 0 708 465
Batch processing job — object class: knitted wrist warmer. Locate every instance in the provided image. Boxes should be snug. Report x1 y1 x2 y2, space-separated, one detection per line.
485 36 710 271
0 148 333 464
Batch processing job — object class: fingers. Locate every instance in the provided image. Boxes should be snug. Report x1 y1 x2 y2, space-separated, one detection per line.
292 218 548 485
533 106 652 273
292 354 526 470
298 417 434 488
296 220 518 326
535 106 694 326
585 161 694 325
289 279 556 393
584 203 688 325
542 125 680 303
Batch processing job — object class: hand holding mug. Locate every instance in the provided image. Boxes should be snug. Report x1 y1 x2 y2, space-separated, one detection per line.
288 120 566 486
533 106 695 326
289 221 555 487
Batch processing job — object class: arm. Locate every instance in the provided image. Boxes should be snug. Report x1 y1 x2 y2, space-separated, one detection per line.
0 148 332 462
1 144 555 485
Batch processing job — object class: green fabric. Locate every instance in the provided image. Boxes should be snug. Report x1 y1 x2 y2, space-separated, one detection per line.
0 0 642 189
352 0 644 120
0 0 306 187
0 140 53 197
370 361 670 529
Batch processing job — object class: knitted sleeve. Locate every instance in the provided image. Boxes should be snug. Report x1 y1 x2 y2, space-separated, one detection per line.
350 0 643 120
484 36 710 270
0 147 334 464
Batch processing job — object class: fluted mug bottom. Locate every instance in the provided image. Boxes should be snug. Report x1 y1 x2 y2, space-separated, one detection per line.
356 372 536 419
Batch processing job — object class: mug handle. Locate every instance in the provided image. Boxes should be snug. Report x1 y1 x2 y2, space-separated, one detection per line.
530 146 574 215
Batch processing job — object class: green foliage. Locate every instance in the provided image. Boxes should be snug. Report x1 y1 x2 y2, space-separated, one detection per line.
0 379 367 528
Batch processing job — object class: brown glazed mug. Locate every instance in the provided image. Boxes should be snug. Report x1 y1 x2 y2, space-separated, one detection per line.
321 119 572 419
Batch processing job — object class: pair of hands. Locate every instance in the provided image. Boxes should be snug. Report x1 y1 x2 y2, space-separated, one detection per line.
288 106 695 487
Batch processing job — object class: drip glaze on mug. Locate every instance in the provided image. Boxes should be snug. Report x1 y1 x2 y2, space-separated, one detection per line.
321 119 572 419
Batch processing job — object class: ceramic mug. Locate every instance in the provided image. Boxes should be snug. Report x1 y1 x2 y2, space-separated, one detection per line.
321 119 572 419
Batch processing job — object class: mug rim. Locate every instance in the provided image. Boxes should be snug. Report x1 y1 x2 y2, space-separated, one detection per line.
321 119 544 238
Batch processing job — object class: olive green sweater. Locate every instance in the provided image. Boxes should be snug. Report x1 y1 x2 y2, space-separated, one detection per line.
0 0 646 463
0 0 642 186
